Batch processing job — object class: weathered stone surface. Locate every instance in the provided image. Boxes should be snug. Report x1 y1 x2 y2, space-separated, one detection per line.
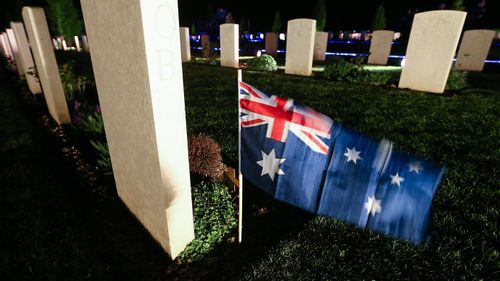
368 30 394 65
313 31 328 61
398 10 466 94
285 18 316 76
11 21 42 94
80 0 194 259
220 23 239 68
265 32 278 56
179 27 191 62
455 29 495 72
22 7 71 124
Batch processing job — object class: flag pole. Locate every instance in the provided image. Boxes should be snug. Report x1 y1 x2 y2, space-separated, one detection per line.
237 69 243 244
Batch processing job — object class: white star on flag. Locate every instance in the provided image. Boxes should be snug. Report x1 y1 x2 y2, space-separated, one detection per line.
364 196 382 216
257 149 285 181
408 161 423 174
390 173 405 187
344 147 362 164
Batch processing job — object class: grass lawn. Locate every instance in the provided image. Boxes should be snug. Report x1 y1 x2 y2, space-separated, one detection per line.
182 63 499 280
1 58 499 280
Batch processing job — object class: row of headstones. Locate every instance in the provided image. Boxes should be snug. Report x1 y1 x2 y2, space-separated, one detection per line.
0 1 195 260
0 12 70 124
0 3 495 259
178 11 496 94
368 29 495 72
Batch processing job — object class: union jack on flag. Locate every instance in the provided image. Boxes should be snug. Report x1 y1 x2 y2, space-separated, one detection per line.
239 81 333 155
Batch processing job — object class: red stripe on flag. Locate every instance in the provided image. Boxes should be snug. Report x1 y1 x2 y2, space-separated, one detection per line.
242 119 265 126
302 131 329 154
240 82 261 98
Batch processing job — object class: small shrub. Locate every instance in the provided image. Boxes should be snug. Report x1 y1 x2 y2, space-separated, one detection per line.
446 69 468 91
322 60 359 81
322 60 390 86
177 181 237 262
188 133 226 182
247 54 278 72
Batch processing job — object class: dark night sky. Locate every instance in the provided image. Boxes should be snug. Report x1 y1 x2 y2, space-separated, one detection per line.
1 0 499 32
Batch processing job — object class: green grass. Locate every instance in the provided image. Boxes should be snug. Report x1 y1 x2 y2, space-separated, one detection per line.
181 64 500 280
2 57 499 280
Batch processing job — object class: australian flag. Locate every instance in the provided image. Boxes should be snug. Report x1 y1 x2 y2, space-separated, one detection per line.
239 81 445 245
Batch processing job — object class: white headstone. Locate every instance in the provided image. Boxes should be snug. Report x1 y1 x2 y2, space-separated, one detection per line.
22 7 71 124
368 30 394 65
265 32 278 57
179 27 191 62
74 36 81 52
0 33 13 59
398 10 466 94
313 31 328 61
80 0 194 259
6 28 24 76
81 35 89 52
220 23 239 68
455 29 495 72
200 34 210 57
10 22 42 94
285 18 316 76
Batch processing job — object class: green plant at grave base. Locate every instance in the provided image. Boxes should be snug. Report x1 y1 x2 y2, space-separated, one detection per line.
89 139 112 175
80 111 104 136
46 0 83 42
371 4 387 31
247 54 278 72
313 0 327 32
59 62 93 101
322 60 390 86
446 69 468 90
271 11 281 33
177 181 237 262
26 66 40 83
